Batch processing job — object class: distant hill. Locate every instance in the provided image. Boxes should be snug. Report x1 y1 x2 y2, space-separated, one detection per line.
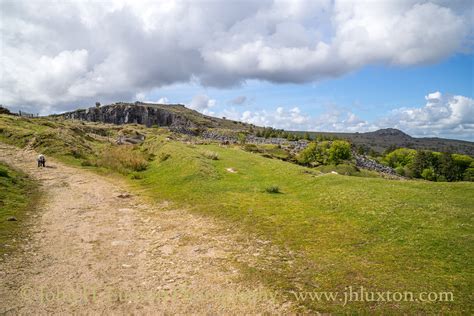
55 102 474 156
293 129 474 156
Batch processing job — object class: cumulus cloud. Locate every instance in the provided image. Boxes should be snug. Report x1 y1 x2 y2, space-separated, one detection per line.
188 94 216 111
380 91 474 139
221 92 474 140
236 106 374 132
157 97 169 104
0 0 472 112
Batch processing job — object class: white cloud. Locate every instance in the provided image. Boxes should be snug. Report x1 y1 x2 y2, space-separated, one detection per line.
0 0 472 112
188 94 216 111
237 106 311 130
380 91 474 139
219 91 474 140
157 97 169 104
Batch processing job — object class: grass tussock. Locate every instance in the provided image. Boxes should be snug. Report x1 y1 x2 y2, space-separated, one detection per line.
202 150 219 160
97 145 149 174
265 185 280 193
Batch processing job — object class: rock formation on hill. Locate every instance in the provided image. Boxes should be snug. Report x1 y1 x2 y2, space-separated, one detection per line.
60 102 196 129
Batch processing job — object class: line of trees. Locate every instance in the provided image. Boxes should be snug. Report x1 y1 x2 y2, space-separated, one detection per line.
382 148 474 182
254 127 311 140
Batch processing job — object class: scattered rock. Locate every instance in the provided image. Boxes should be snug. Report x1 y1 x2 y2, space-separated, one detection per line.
226 168 237 173
121 264 132 268
6 216 17 221
354 153 397 175
117 193 131 199
331 171 338 175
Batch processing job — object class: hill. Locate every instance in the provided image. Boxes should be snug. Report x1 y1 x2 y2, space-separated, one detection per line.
54 102 474 156
294 128 474 156
57 101 253 132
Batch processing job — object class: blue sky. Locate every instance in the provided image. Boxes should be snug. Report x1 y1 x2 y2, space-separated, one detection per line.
143 53 473 139
1 0 473 140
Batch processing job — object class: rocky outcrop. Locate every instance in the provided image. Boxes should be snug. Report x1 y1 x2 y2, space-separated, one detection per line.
0 106 12 115
354 153 397 175
61 102 196 129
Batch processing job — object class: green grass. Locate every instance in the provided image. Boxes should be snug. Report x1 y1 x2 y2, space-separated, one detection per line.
1 115 473 313
0 162 38 256
136 141 474 313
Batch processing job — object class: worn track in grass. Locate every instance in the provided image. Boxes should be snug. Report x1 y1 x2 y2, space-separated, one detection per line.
0 143 290 314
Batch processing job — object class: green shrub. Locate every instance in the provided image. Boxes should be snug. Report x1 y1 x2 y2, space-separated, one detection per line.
383 148 417 167
421 168 436 181
463 166 474 181
299 140 351 166
265 185 280 194
328 140 351 164
395 166 405 176
298 141 330 166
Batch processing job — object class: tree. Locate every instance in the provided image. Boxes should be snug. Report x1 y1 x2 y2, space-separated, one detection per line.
452 154 474 181
303 132 311 140
383 148 416 168
237 132 247 145
412 150 433 178
463 162 474 181
328 140 351 165
439 153 456 182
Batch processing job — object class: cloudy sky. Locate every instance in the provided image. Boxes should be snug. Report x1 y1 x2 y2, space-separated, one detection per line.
1 0 473 140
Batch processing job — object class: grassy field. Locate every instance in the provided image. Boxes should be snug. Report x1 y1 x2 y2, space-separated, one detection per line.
0 162 38 256
1 114 473 313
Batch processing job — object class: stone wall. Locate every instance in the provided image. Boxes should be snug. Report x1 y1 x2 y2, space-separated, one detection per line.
353 153 397 175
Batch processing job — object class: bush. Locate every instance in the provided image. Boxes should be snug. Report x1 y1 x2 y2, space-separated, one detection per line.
421 168 436 181
299 140 351 166
463 166 474 181
298 141 330 166
328 140 351 164
383 148 417 168
202 151 219 160
395 166 405 176
237 133 247 145
265 185 280 194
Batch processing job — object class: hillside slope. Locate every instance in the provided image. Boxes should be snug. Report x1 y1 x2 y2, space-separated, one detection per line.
55 103 474 155
57 102 253 131
0 115 473 313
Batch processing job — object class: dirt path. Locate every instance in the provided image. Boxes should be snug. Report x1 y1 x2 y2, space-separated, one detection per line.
0 143 290 314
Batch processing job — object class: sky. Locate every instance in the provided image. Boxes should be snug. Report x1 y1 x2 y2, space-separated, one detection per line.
0 0 473 140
